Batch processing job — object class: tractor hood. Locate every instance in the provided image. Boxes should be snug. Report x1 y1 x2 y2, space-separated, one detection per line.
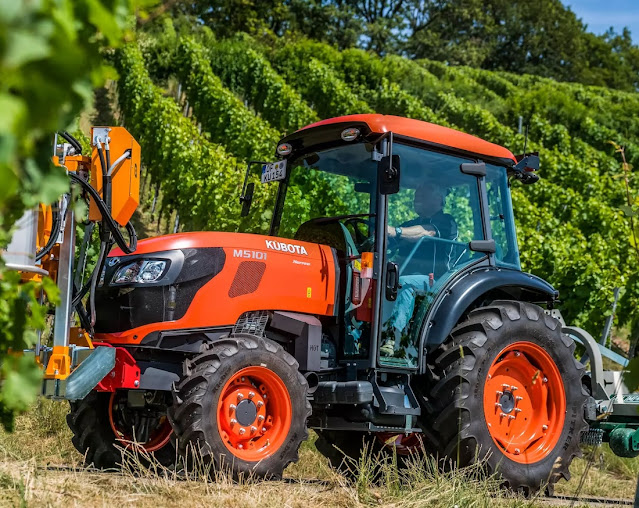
95 232 338 344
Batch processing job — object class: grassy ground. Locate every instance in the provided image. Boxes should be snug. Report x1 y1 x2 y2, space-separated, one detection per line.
0 400 637 507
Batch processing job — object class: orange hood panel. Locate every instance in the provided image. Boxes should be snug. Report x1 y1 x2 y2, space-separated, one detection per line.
99 232 337 345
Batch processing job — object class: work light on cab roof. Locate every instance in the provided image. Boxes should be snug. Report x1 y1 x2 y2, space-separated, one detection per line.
341 127 360 141
276 142 292 155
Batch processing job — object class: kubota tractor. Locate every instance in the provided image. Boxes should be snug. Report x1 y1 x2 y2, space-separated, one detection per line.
9 115 639 492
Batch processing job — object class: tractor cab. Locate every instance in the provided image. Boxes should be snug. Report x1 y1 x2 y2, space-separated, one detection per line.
242 115 524 371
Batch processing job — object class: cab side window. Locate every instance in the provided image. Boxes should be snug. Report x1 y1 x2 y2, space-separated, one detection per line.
486 165 520 269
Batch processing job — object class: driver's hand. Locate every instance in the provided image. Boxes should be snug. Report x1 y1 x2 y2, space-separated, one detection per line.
415 225 436 238
388 225 436 241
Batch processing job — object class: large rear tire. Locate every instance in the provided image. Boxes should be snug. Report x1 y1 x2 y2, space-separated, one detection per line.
169 334 311 479
420 300 588 492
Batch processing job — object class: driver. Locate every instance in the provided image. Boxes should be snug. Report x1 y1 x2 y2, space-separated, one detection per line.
381 181 458 359
387 182 457 269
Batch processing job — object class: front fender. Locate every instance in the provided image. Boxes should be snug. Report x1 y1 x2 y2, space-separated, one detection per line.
420 267 557 357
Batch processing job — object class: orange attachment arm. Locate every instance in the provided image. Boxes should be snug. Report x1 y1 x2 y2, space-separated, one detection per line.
89 126 141 227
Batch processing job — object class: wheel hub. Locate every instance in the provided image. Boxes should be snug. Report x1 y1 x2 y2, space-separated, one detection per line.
499 391 515 413
235 399 258 426
108 391 173 453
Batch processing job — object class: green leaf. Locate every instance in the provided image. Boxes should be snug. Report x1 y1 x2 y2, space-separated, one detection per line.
3 27 51 68
86 0 123 47
620 205 636 217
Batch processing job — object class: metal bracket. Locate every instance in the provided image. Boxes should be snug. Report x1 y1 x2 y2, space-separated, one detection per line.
562 325 608 400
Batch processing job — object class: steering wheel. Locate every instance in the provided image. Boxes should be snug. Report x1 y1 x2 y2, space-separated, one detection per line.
400 234 468 274
343 217 375 252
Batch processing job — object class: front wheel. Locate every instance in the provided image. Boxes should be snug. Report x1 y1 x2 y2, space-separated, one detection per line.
170 334 311 479
421 300 588 493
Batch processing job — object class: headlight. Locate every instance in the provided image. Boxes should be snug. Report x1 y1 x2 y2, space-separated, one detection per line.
112 260 167 285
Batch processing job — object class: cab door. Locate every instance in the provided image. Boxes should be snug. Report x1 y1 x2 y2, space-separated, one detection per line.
377 142 487 369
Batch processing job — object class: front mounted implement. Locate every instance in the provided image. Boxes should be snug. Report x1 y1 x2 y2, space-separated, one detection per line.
8 127 140 400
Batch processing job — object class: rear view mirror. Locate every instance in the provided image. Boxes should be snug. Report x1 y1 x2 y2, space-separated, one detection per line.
240 182 254 217
378 154 400 195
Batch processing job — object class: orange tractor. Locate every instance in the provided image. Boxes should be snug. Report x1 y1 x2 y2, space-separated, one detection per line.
8 115 639 491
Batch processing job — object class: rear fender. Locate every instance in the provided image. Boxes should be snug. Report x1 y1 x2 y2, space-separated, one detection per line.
419 267 557 368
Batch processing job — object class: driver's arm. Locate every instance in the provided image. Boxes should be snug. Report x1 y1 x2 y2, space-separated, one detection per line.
387 224 436 241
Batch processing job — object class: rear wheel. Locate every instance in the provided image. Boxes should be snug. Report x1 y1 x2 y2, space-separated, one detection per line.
67 390 175 469
170 334 310 479
420 300 588 492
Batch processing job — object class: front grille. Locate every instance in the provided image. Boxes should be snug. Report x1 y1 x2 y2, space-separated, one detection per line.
228 261 266 298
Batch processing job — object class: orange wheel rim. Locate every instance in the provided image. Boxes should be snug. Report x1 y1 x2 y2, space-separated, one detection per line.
108 392 173 453
217 366 292 462
483 341 566 464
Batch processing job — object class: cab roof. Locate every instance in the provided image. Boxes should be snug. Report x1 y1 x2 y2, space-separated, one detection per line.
295 114 516 165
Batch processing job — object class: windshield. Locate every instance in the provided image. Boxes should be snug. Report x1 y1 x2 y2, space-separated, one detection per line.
274 142 380 239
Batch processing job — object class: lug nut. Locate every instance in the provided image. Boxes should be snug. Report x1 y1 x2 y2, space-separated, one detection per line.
239 428 246 435
543 377 548 383
515 396 523 401
248 391 255 399
514 351 521 357
514 408 522 413
511 386 518 391
258 415 264 422
495 403 502 408
230 418 237 426
508 415 516 420
514 448 520 455
230 404 236 411
542 425 548 431
496 390 503 396
250 426 257 434
502 384 511 389
257 401 264 408
262 427 267 433
500 412 507 418
237 393 244 401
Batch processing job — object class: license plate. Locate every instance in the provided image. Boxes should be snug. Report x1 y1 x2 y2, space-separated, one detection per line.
261 160 287 183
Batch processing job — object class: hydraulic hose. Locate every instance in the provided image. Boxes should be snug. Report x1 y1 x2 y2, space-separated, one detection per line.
107 150 131 177
58 131 83 155
35 204 61 262
68 172 137 254
89 239 108 328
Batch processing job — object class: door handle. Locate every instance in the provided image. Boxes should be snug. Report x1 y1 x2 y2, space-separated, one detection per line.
386 262 399 301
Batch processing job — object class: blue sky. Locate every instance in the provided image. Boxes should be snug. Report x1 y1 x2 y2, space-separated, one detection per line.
563 0 639 43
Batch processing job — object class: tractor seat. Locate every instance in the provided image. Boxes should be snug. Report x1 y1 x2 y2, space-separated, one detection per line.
294 219 353 255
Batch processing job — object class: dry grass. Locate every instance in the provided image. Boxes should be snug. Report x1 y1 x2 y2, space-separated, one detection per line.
0 400 637 507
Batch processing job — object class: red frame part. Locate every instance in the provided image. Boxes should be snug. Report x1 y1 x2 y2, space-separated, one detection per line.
95 344 141 392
